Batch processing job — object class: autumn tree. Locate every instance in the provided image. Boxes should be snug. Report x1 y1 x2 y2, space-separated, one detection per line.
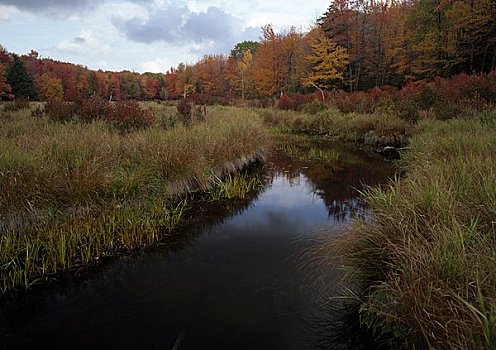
303 27 349 99
109 74 121 101
445 0 496 73
406 0 458 79
319 0 355 87
235 49 254 100
280 27 306 93
140 74 160 100
194 54 229 99
95 70 110 99
37 73 64 100
252 25 286 97
0 63 12 99
165 68 179 99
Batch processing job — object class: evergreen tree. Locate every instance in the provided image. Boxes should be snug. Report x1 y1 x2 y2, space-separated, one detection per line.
7 55 37 100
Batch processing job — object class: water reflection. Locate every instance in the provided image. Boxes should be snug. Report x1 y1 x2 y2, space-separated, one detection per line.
1 137 395 350
269 136 393 222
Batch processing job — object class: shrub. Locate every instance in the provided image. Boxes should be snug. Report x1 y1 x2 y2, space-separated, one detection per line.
75 96 112 123
329 73 496 120
277 94 294 110
43 99 76 122
277 92 320 111
177 99 192 126
110 100 155 132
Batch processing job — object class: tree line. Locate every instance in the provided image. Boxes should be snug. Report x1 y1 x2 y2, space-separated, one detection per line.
1 0 495 102
0 48 168 102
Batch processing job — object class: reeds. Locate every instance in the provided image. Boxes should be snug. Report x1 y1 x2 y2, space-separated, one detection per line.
209 173 264 201
0 105 270 295
340 111 496 348
259 107 412 142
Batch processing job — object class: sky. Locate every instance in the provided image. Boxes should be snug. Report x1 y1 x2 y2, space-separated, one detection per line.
0 0 330 73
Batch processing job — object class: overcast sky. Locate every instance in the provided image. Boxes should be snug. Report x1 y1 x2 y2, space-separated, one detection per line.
0 0 329 73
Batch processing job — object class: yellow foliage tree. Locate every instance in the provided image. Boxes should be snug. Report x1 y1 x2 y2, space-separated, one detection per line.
303 27 349 100
37 73 63 100
237 49 253 100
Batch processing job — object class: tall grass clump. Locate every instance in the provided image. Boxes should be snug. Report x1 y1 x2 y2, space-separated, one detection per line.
0 106 270 295
260 108 412 144
339 111 496 348
209 173 264 201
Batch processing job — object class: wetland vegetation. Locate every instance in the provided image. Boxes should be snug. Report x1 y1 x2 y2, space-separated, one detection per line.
0 102 269 296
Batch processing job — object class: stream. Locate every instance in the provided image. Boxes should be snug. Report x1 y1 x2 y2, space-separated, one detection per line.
0 136 395 350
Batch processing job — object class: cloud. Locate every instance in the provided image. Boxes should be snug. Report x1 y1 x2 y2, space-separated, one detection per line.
56 30 110 55
183 7 232 42
122 6 187 44
120 5 259 54
140 57 173 73
0 0 102 12
0 5 19 21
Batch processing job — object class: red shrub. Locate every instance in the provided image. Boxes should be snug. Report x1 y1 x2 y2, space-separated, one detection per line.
75 96 112 123
277 94 293 110
43 99 76 122
177 99 192 126
109 100 155 132
331 72 496 120
277 92 320 111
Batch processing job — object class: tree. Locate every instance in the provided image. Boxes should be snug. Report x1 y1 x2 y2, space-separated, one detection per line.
252 24 285 96
231 41 259 58
0 63 12 99
445 0 496 73
303 27 349 99
37 73 63 100
406 0 458 79
319 0 355 88
95 70 110 99
194 54 229 98
165 68 179 99
237 49 253 100
280 27 306 93
6 55 37 99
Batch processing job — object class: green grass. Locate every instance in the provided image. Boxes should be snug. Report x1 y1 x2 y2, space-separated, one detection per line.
209 172 264 201
338 110 496 349
0 104 270 295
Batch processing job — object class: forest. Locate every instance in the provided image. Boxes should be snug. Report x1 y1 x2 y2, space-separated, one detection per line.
1 0 495 103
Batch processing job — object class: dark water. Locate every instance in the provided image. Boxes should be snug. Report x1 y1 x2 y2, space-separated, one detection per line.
0 137 395 350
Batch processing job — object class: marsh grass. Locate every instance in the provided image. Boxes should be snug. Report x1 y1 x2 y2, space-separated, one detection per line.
337 112 496 348
209 173 264 201
259 108 413 141
274 133 343 166
0 105 270 295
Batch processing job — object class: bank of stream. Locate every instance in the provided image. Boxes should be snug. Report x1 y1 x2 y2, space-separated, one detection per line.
0 135 396 349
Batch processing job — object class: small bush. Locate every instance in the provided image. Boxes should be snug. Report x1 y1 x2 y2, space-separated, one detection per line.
177 99 192 126
277 92 320 111
43 99 76 122
110 100 155 132
75 96 112 123
277 94 293 110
